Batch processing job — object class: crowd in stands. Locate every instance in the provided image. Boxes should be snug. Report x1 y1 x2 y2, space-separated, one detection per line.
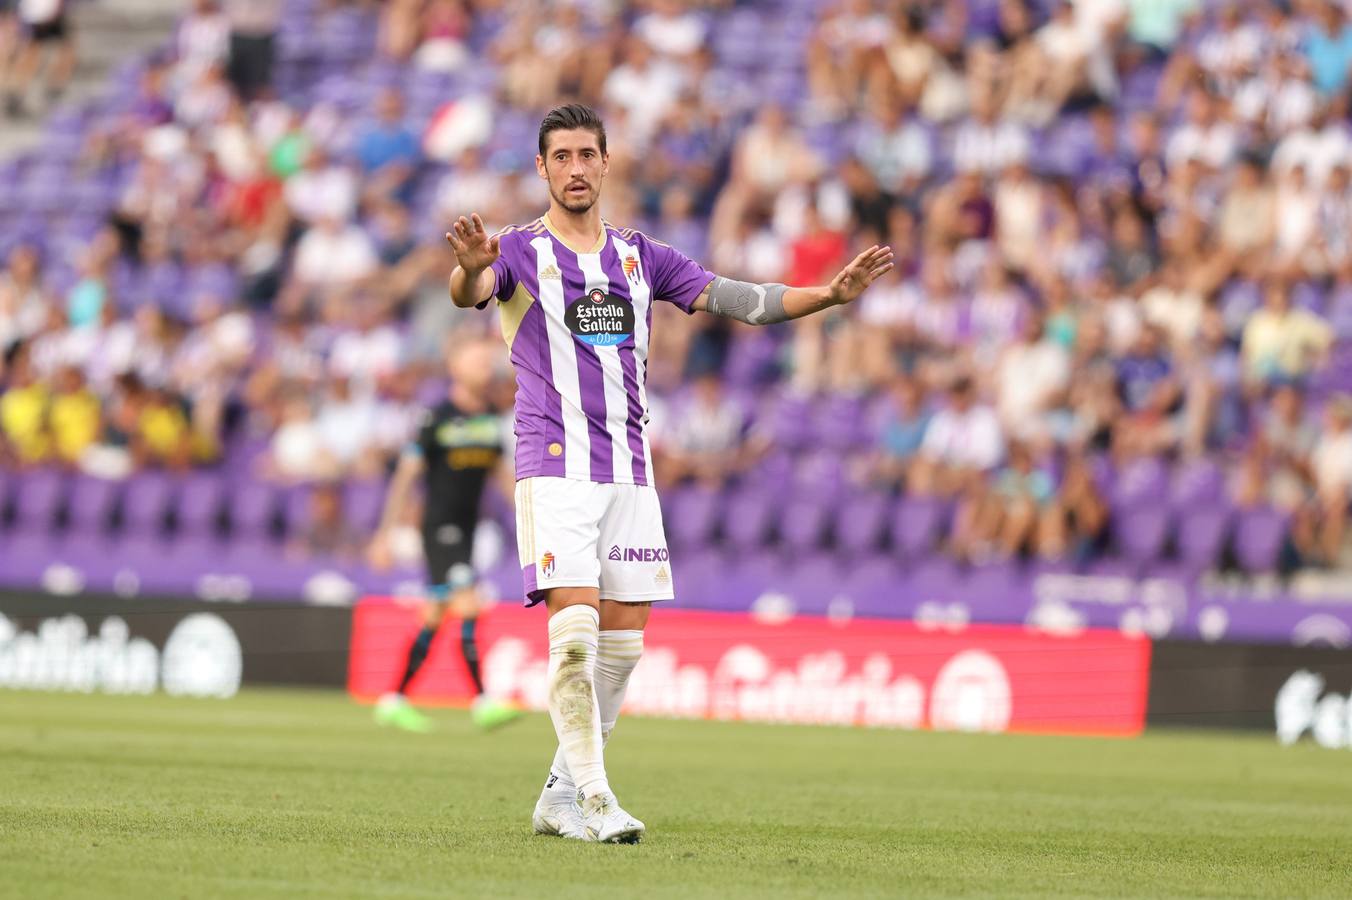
4 0 1352 577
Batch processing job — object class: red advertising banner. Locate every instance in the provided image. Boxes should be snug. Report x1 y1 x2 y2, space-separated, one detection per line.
349 599 1152 736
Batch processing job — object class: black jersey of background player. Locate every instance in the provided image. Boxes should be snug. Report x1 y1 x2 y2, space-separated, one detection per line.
415 400 505 533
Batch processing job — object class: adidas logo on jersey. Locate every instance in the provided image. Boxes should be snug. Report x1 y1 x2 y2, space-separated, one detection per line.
540 264 562 280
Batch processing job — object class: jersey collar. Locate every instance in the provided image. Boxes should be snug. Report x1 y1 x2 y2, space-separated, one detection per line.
541 212 606 255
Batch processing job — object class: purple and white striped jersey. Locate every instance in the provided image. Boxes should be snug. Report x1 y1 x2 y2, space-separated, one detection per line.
484 215 715 485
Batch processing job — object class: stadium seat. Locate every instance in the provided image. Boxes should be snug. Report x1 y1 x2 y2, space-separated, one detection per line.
891 496 948 560
834 490 892 558
66 475 123 536
1112 457 1169 511
1177 508 1233 573
721 487 778 552
9 469 67 534
1234 507 1289 574
175 470 226 537
665 485 721 550
228 480 282 539
121 471 175 536
1116 507 1172 564
1169 459 1224 510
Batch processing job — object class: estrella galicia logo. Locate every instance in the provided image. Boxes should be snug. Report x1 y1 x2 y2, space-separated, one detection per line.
610 545 669 563
566 290 634 347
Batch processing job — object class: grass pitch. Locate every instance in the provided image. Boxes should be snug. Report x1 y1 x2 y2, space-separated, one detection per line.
2 689 1350 899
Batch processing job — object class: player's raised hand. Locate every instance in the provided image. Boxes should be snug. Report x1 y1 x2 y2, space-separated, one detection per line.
826 245 894 306
445 213 500 274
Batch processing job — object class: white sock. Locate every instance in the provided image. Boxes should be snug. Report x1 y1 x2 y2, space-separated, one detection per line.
541 629 645 798
545 605 608 800
596 629 644 743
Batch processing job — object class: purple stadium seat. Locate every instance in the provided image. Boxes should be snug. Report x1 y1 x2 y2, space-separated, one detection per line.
767 394 814 452
891 496 948 559
665 485 720 550
1234 507 1288 573
229 480 280 537
835 491 892 557
669 547 725 610
1116 507 1171 564
716 551 781 611
344 480 385 534
66 475 122 535
9 468 66 532
791 451 846 501
1112 457 1169 511
283 484 314 536
779 496 831 553
1170 458 1224 509
121 471 174 535
175 470 225 536
722 487 777 552
1177 507 1232 571
0 532 60 587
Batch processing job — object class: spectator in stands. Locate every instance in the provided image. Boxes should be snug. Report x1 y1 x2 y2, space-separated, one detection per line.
1292 394 1352 566
1041 453 1109 563
224 0 278 101
867 375 930 490
996 312 1071 447
291 482 361 560
354 89 420 202
0 244 49 355
952 92 1031 176
48 365 99 467
1306 2 1352 97
911 376 1004 497
1114 324 1183 458
0 342 49 465
5 0 75 118
1242 280 1333 386
654 372 755 488
1235 383 1317 514
984 441 1059 561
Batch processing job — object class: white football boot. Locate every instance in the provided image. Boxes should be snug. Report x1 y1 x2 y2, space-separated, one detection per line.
532 782 587 840
581 792 645 844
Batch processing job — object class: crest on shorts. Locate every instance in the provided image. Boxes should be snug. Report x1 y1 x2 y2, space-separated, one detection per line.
541 551 556 578
622 255 640 284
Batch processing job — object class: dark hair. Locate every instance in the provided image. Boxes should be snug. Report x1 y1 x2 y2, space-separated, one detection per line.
538 103 607 156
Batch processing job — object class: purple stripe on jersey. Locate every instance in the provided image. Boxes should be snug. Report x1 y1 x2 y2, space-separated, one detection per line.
509 300 565 479
617 347 648 484
555 245 614 482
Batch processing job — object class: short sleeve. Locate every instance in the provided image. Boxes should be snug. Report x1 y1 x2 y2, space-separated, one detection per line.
480 232 518 310
410 408 436 458
644 235 716 314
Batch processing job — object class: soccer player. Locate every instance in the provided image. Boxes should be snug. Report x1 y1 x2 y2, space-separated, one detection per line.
444 104 893 842
367 337 521 733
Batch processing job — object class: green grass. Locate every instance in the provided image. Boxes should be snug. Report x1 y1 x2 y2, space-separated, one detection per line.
2 690 1351 899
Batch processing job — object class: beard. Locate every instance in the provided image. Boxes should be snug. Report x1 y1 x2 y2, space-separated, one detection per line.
551 181 599 213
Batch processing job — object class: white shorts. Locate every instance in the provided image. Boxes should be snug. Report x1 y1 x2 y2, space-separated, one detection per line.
515 476 674 605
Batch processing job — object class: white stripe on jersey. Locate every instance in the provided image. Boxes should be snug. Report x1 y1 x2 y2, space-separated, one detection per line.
575 249 636 484
532 236 590 480
610 234 655 485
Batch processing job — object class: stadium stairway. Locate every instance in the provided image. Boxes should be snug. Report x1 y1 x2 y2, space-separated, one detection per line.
0 0 181 158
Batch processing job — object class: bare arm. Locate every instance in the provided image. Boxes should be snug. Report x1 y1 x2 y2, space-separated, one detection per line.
445 213 500 309
690 245 894 322
367 451 426 569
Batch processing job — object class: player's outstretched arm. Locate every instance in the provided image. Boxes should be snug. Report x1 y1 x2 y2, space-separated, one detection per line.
692 245 894 325
446 213 501 308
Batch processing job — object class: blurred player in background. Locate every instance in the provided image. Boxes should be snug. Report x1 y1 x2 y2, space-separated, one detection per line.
367 336 521 733
444 103 893 842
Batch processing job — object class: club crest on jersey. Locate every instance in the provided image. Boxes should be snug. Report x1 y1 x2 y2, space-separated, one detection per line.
565 290 634 347
541 551 556 578
622 255 640 284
